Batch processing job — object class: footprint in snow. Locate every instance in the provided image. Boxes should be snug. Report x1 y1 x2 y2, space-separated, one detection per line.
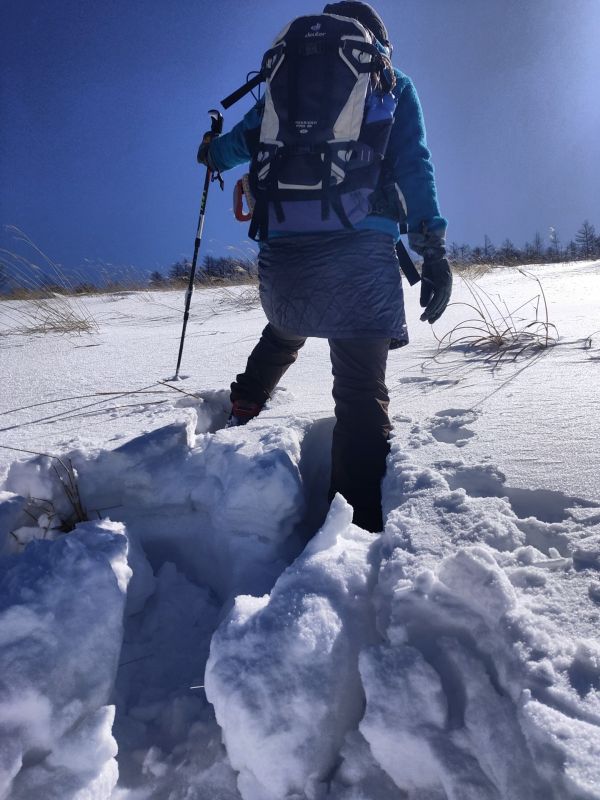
173 386 297 436
429 408 478 447
175 389 231 434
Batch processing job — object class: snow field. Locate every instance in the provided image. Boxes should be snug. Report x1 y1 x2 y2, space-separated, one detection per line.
1 262 599 798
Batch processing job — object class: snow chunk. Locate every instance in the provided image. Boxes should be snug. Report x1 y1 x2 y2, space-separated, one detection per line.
0 520 129 799
359 644 446 792
205 496 377 800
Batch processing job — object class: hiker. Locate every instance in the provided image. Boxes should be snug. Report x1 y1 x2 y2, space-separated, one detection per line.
198 1 452 532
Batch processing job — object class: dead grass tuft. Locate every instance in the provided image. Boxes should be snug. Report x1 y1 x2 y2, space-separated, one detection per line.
434 269 558 368
0 227 98 336
9 457 88 550
210 284 261 314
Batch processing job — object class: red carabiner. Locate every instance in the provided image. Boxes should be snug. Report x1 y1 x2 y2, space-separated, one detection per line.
233 178 252 222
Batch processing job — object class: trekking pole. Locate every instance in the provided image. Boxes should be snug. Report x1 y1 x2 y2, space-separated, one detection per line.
173 109 224 380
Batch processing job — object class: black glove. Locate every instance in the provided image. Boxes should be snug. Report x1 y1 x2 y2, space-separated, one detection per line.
419 257 453 323
197 131 216 168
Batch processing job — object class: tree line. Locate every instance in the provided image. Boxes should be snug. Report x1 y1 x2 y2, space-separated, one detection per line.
149 254 258 287
0 254 258 298
448 220 599 267
153 220 600 283
1 221 598 298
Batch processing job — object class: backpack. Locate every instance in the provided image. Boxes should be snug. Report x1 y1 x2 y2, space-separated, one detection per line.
248 13 397 241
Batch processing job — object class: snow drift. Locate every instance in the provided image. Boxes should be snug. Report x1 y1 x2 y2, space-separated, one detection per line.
2 395 600 800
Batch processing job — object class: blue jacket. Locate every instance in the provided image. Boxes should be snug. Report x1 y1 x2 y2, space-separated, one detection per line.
209 68 447 252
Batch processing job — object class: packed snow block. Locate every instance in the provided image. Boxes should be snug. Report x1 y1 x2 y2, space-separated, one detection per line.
12 420 307 602
360 640 533 800
187 424 307 599
119 524 156 616
205 496 378 800
80 420 197 509
381 447 449 515
0 520 130 800
191 424 305 542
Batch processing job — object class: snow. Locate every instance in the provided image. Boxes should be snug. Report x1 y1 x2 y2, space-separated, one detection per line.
0 520 129 799
0 261 599 799
205 496 377 800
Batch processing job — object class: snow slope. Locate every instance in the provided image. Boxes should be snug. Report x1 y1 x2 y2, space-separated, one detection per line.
1 262 599 799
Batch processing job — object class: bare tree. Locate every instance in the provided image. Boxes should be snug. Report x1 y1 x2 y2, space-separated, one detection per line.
483 235 495 260
169 259 192 283
498 239 518 263
575 220 597 259
458 243 472 262
149 271 165 286
549 227 561 260
0 264 9 295
471 246 483 263
565 240 579 261
532 232 544 261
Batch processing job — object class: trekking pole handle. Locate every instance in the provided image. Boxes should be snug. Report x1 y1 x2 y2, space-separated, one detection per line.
209 109 224 136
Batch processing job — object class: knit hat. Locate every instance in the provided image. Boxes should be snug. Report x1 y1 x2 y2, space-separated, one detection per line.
323 1 390 48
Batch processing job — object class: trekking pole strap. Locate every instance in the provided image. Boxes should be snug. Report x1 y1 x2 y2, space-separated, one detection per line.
395 239 421 286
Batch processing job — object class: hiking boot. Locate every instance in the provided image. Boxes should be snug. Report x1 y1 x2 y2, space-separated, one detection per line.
227 399 263 427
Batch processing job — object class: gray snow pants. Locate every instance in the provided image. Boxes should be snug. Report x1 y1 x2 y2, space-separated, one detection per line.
230 324 392 532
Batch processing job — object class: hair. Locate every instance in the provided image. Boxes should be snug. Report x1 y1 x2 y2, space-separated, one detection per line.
323 1 391 50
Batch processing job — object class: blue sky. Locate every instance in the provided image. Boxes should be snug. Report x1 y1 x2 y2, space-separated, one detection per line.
1 0 599 275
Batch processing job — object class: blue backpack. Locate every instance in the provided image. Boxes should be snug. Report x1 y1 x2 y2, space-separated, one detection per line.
248 13 397 240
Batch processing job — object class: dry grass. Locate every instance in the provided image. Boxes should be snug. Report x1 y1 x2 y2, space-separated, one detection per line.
9 456 88 549
451 262 497 279
433 269 558 368
209 284 261 314
0 227 98 336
